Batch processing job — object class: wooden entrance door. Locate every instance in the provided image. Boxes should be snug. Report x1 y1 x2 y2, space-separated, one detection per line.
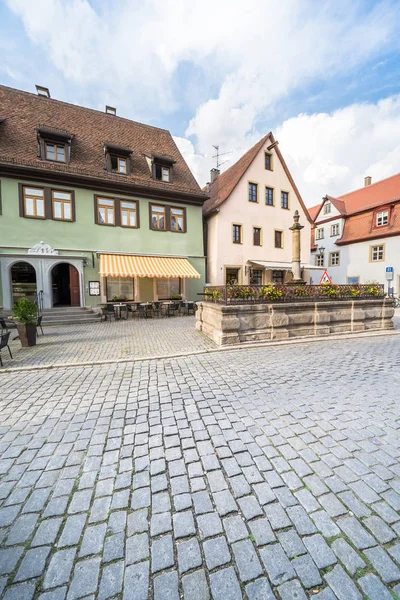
69 265 80 306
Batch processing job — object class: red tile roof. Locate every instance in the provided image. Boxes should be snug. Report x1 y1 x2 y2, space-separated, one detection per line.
308 203 322 221
0 85 206 201
309 172 400 246
338 172 400 214
203 132 312 222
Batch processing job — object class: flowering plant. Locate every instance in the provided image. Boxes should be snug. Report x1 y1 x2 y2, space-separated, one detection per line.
259 284 283 300
320 282 340 298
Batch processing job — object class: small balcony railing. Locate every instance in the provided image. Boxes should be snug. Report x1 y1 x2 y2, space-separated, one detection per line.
203 283 386 305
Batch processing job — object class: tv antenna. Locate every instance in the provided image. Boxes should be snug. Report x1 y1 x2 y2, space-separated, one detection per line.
212 145 232 169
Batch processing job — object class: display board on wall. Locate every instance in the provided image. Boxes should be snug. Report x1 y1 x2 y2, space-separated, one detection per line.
89 281 100 296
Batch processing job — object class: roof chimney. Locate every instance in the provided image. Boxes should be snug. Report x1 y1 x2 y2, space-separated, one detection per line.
35 85 50 98
105 105 116 116
364 176 372 187
210 168 220 183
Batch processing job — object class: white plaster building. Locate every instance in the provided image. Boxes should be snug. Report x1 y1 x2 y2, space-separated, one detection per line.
309 173 400 294
203 133 314 286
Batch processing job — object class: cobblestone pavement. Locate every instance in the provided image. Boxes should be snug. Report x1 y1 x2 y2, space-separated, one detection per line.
4 317 216 369
3 308 400 370
0 334 400 599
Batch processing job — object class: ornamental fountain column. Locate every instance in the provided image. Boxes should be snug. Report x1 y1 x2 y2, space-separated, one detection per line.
289 210 304 283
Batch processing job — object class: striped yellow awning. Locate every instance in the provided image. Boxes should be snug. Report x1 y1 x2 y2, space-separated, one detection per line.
99 254 200 279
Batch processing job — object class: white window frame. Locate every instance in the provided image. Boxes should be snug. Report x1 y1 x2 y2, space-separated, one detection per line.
323 202 331 215
370 245 385 262
329 251 340 267
316 228 324 240
331 223 340 236
376 210 389 227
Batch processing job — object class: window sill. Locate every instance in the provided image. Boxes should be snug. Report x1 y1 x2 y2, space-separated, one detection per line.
23 215 46 220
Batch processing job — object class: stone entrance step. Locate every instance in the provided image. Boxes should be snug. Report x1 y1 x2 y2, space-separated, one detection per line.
42 307 102 326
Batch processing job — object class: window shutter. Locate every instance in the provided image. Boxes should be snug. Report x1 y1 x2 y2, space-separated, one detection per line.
136 201 140 228
70 191 76 222
0 180 2 216
94 196 99 224
114 199 121 227
18 183 25 217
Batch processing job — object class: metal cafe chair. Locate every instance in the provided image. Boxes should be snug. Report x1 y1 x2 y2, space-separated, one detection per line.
106 304 115 321
152 302 162 318
138 303 152 318
167 302 179 317
36 315 44 336
186 301 195 315
0 318 9 334
0 332 13 367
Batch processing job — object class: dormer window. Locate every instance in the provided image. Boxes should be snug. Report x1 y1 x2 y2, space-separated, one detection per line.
36 126 73 164
45 142 66 163
104 143 132 175
155 164 171 182
376 210 389 226
150 154 176 183
323 202 331 215
110 155 127 174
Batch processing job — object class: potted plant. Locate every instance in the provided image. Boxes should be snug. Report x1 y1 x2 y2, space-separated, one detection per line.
12 297 38 347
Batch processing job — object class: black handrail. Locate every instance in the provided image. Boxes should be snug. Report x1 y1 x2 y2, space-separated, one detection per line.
34 290 44 314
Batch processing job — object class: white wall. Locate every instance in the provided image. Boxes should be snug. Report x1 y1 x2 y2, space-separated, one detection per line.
207 140 311 285
347 237 399 294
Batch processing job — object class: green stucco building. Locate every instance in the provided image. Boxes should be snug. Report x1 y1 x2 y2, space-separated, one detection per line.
0 85 207 310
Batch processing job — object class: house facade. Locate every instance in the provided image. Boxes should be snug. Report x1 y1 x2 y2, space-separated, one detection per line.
0 85 207 310
309 174 400 294
203 133 313 286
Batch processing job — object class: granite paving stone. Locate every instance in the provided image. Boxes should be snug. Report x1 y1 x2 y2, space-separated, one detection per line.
15 545 51 582
232 538 263 582
203 536 231 570
277 579 308 600
43 549 76 589
177 538 202 573
331 537 366 575
292 553 322 588
259 543 296 586
181 569 210 600
123 561 149 600
324 565 362 600
209 566 242 600
358 573 393 600
245 578 275 600
303 534 337 569
364 545 400 583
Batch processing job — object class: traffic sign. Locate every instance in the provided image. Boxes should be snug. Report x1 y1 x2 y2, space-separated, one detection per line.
319 270 333 284
386 266 394 280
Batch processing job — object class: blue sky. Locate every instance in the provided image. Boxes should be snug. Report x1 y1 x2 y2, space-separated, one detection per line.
1 0 400 204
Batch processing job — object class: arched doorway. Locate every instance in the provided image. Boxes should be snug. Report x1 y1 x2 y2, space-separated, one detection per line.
51 263 80 306
11 262 37 305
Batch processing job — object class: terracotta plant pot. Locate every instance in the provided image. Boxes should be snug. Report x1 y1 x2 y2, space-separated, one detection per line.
16 323 37 347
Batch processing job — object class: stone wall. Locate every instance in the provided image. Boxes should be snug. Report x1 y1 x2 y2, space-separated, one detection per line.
196 299 394 346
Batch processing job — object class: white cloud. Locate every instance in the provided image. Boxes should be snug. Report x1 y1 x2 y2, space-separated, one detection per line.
276 95 400 205
5 0 400 200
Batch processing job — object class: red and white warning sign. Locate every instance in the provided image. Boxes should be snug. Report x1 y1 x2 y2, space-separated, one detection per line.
319 270 333 284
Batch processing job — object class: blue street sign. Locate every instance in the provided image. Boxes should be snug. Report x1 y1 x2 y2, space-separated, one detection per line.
386 267 394 273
